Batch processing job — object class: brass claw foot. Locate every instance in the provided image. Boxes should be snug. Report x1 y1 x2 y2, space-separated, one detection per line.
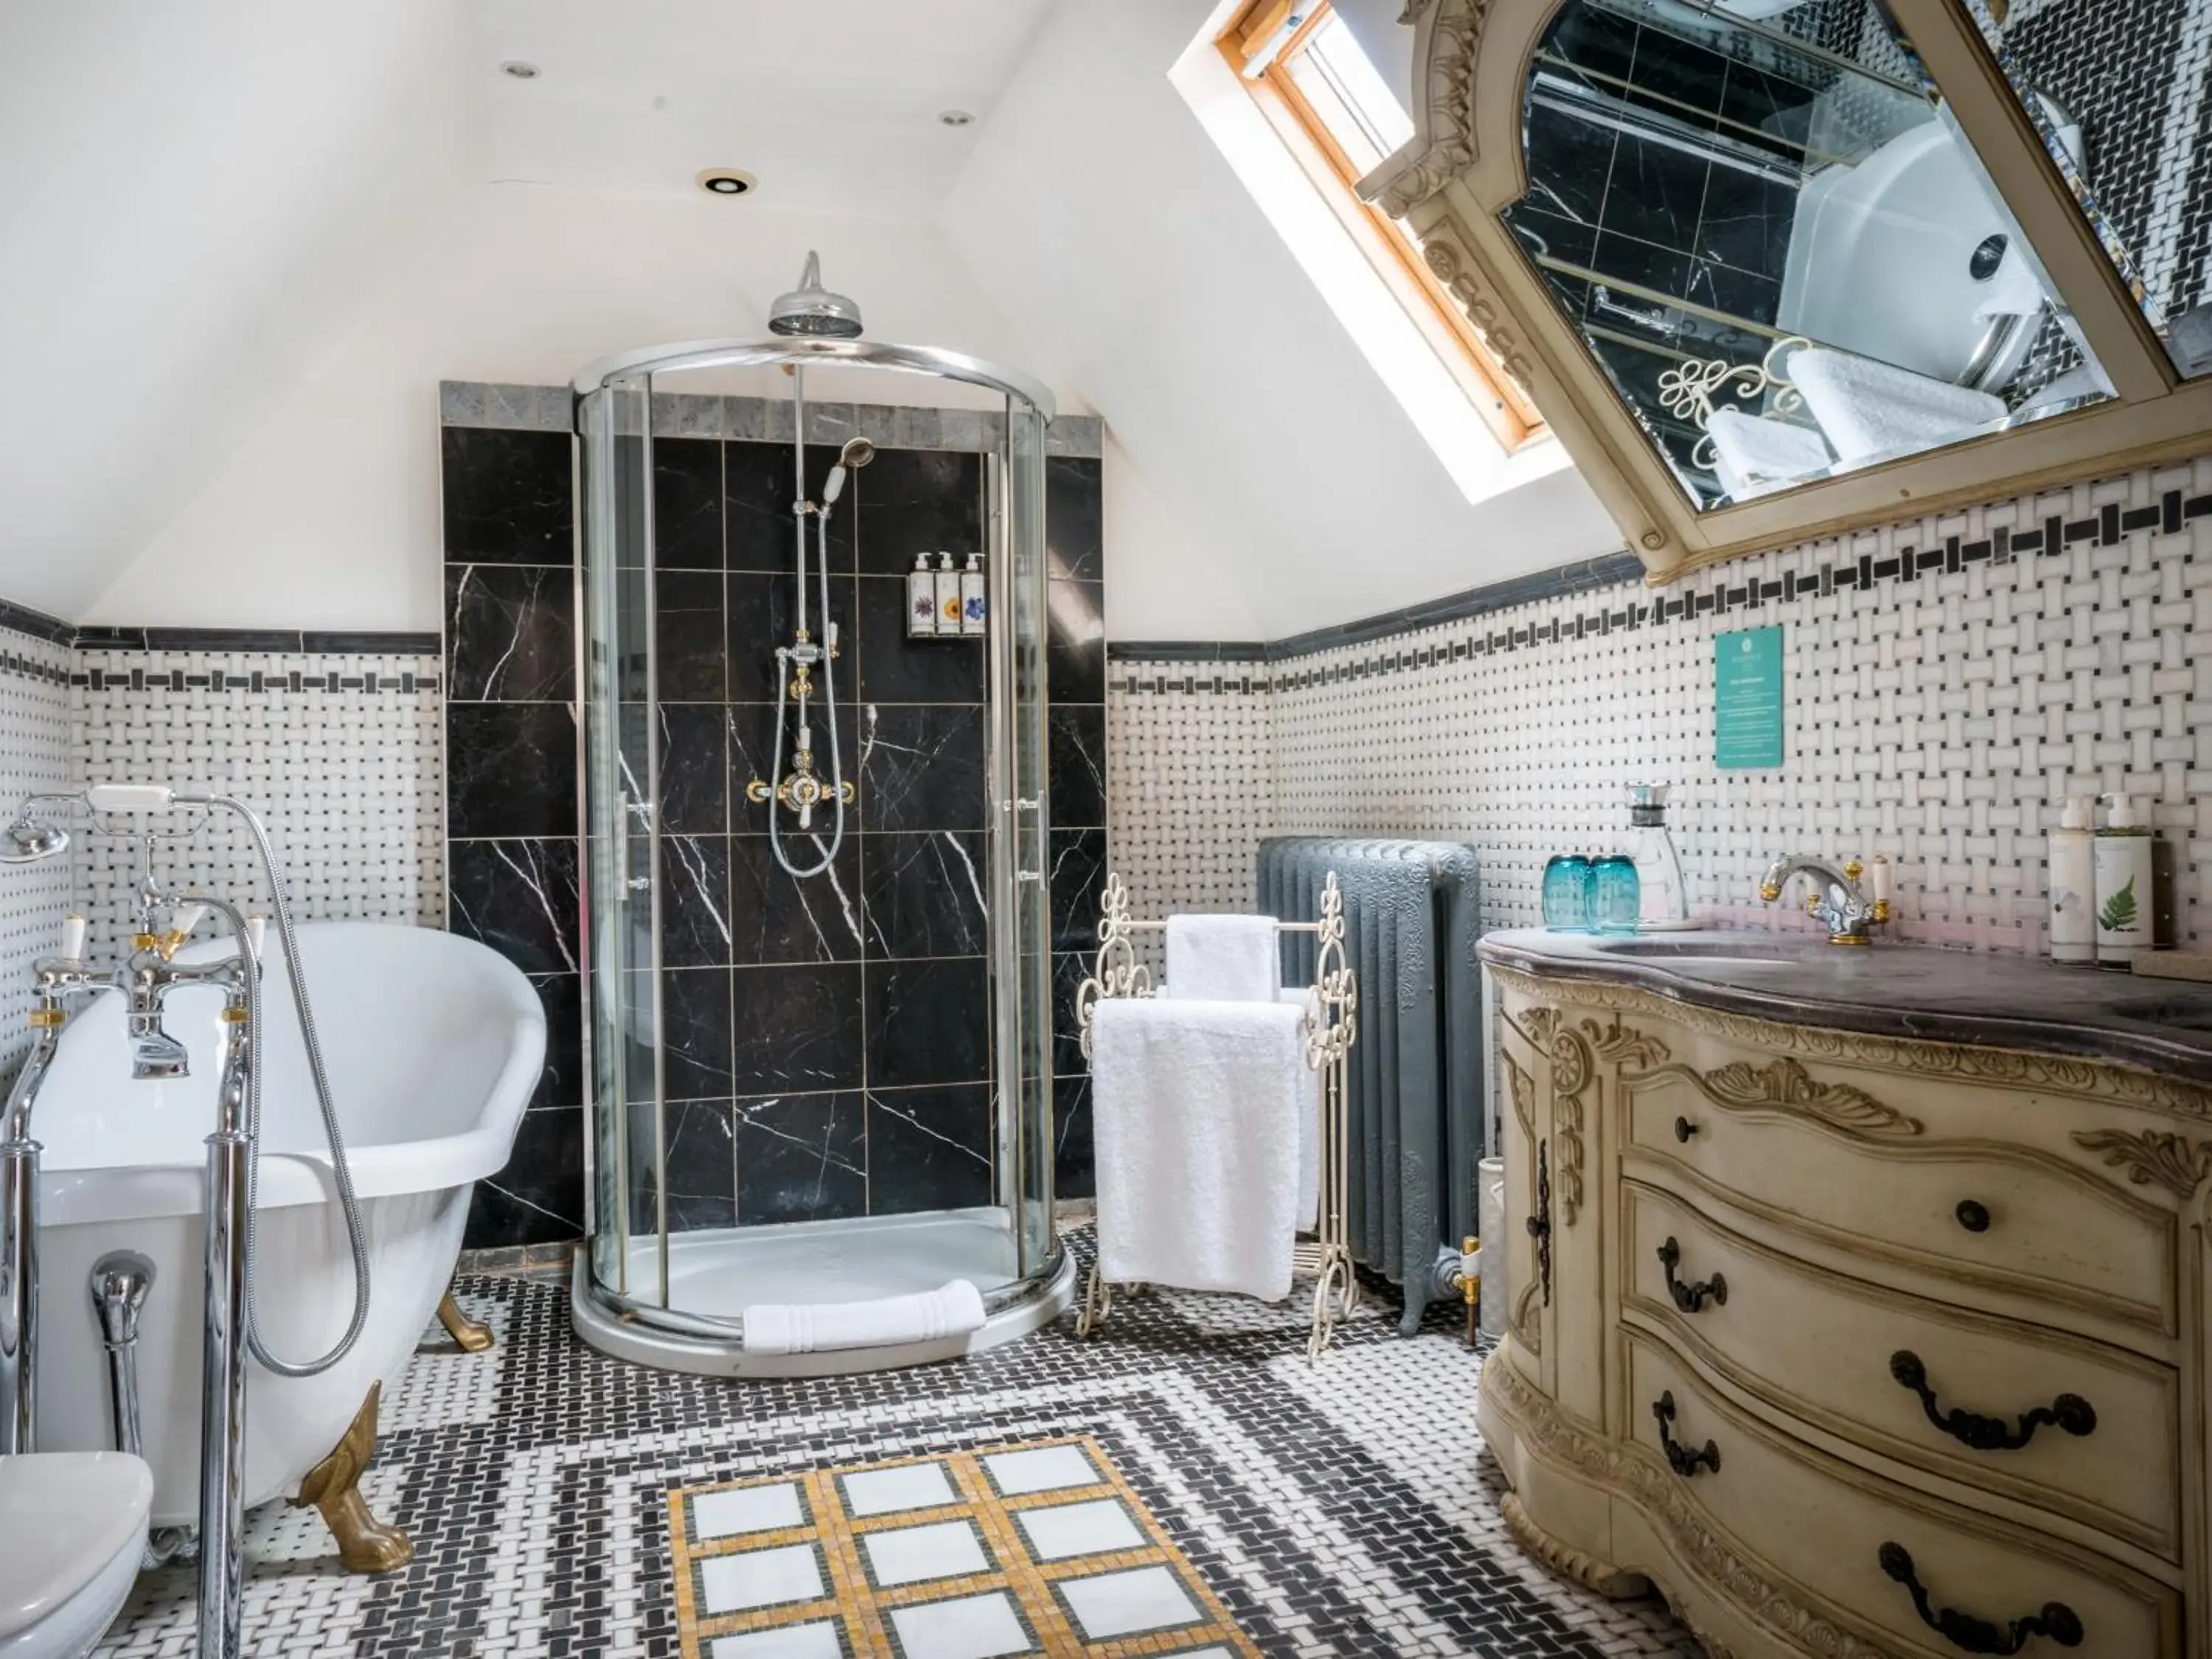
293 1380 414 1573
437 1290 494 1353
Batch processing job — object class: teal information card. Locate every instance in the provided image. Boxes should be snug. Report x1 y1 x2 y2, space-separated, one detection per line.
1714 625 1784 769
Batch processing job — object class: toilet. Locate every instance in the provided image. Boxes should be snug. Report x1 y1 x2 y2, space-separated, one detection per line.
0 1453 152 1659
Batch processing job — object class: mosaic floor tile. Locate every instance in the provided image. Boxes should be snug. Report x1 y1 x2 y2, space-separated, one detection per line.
91 1236 1704 1658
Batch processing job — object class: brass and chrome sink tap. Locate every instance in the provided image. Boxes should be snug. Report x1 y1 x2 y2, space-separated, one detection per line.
1759 855 1889 945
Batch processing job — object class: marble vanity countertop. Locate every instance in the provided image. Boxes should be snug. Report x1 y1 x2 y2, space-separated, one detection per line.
1479 928 2212 1084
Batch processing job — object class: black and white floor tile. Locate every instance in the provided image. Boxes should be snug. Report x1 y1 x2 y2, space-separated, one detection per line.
94 1248 1701 1658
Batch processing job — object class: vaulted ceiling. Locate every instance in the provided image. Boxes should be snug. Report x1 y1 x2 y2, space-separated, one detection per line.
1 0 1617 639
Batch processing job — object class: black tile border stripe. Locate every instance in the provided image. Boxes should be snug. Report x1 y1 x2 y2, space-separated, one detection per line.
72 667 442 695
74 626 442 655
1110 486 2208 694
0 597 75 647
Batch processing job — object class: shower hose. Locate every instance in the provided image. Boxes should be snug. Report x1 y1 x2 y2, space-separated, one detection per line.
768 504 848 880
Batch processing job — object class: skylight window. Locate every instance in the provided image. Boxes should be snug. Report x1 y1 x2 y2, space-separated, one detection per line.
1206 0 1548 459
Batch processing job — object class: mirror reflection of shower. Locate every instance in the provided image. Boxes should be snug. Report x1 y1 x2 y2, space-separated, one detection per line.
745 252 872 879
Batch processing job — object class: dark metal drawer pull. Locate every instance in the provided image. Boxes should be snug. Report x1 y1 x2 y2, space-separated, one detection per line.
1877 1543 2082 1653
1656 1237 1727 1312
1888 1352 2096 1451
1955 1199 1991 1232
1651 1391 1719 1477
1672 1116 1698 1143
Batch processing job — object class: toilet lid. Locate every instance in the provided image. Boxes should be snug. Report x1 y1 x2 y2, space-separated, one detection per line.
0 1453 153 1638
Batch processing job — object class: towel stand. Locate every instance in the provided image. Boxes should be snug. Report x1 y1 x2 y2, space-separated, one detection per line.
1072 870 1360 1362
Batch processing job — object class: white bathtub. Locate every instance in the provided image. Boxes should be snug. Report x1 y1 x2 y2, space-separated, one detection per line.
27 922 543 1526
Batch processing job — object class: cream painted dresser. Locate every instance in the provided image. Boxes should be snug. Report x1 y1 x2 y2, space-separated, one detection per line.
1476 931 2212 1659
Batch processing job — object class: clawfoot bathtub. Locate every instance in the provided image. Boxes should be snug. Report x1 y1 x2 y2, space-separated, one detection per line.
27 922 543 1540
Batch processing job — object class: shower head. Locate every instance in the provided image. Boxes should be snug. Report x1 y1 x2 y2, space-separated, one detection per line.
0 818 69 864
820 436 878 507
767 250 863 339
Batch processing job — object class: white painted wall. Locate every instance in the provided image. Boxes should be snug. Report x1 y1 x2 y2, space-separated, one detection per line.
88 185 1074 630
942 0 1621 643
0 1 482 620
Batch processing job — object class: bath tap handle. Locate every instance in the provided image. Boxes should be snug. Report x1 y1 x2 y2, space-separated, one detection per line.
243 917 267 959
60 914 86 961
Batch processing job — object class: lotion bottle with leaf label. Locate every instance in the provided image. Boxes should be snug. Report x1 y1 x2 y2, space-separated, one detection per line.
2094 793 2153 967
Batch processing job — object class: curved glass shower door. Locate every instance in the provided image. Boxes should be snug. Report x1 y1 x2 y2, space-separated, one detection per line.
573 338 1067 1372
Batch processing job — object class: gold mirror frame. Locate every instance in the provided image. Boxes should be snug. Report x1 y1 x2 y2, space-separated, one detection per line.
1368 0 2211 583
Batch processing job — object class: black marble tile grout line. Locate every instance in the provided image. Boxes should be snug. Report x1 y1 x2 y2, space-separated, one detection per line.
1111 486 2209 693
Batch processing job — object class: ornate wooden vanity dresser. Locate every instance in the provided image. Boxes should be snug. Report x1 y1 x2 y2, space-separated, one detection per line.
1478 932 2212 1659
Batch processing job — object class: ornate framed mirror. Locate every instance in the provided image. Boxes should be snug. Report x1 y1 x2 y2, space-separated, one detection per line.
1370 0 2212 580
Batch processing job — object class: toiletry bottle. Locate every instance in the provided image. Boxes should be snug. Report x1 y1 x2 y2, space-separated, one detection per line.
2048 794 2096 964
961 553 987 636
2094 793 2153 967
935 552 963 633
909 554 939 638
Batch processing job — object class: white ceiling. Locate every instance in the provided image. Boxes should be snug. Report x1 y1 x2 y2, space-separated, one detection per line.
467 0 1057 215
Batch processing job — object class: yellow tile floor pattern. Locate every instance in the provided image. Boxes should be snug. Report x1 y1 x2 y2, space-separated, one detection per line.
669 1436 1261 1658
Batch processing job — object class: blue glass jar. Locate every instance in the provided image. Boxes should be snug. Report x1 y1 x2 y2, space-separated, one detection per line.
1542 855 1594 931
1593 855 1642 934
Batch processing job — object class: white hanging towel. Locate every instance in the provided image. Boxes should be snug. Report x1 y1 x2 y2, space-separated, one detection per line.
1790 347 2006 465
741 1279 987 1356
1092 997 1307 1301
1281 986 1321 1231
1164 913 1279 1003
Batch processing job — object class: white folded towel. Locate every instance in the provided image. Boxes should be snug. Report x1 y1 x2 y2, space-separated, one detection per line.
741 1279 987 1356
1164 913 1279 1003
1707 407 1833 501
1791 347 2006 465
1972 245 2048 325
1092 997 1307 1301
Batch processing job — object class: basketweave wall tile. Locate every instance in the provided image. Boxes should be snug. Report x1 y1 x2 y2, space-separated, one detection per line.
1109 453 2212 959
0 628 75 1077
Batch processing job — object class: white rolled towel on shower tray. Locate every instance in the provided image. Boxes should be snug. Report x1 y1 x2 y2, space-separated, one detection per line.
741 1278 987 1356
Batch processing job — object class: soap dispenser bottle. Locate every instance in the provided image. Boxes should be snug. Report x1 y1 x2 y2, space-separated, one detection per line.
935 552 963 633
2094 793 2153 967
909 554 939 638
960 553 987 636
2048 794 2095 964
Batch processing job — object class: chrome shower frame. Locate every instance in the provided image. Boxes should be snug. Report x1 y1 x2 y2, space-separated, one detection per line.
569 335 1069 1365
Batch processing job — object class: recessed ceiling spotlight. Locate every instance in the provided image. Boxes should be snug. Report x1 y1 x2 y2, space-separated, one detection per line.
696 168 757 197
938 110 975 127
499 60 539 79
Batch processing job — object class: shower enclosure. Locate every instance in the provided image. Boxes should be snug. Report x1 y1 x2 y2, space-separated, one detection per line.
567 324 1071 1374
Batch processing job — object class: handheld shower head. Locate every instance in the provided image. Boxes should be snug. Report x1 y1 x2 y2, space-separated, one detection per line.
820 436 878 507
0 818 68 864
767 251 864 339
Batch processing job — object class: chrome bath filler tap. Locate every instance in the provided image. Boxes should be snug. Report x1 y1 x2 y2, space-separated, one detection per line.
0 784 371 1659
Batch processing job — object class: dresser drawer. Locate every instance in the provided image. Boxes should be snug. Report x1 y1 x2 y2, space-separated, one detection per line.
1624 1331 2179 1659
1618 1055 2176 1334
1622 1180 2180 1559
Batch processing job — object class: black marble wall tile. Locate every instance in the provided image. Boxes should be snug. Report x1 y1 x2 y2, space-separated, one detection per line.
853 449 981 576
655 570 727 703
735 1092 868 1225
726 441 855 574
465 1105 585 1248
660 836 734 968
1046 581 1105 703
733 961 865 1093
448 838 580 977
866 1084 992 1214
865 957 989 1088
658 1099 736 1231
857 705 987 834
861 831 990 959
447 563 575 700
442 428 573 564
660 964 734 1099
1048 705 1105 828
1050 951 1091 1081
1046 456 1102 581
855 577 987 704
658 704 728 834
726 572 858 702
728 835 866 963
448 703 577 840
1053 1073 1094 1200
654 439 725 569
529 973 585 1111
1047 828 1107 953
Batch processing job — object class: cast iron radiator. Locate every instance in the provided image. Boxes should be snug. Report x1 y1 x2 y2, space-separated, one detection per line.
1259 837 1482 1334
